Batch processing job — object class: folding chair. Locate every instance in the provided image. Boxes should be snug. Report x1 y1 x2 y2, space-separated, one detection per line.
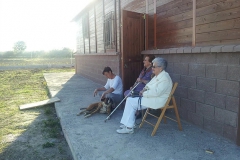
139 82 182 136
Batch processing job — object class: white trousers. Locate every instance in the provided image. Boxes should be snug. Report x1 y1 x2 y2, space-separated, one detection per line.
120 97 147 128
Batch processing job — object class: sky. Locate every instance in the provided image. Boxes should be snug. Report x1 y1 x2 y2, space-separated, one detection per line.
0 0 93 52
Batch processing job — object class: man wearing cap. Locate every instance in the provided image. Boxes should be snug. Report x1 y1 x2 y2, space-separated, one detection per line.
93 66 123 108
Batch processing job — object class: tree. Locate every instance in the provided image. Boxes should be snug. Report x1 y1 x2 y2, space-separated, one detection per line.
13 41 27 53
4 51 15 57
47 48 72 58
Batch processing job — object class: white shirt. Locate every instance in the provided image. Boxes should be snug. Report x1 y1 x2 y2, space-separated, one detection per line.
104 75 123 95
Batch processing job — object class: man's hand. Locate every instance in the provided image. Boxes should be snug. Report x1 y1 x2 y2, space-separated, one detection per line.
136 78 141 82
93 89 98 97
136 78 145 84
100 92 106 100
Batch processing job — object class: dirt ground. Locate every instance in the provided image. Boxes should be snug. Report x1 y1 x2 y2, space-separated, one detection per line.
0 104 73 160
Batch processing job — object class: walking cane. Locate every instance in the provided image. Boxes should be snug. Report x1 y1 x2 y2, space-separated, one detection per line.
104 82 141 122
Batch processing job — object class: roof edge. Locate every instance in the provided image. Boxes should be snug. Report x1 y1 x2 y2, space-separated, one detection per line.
71 0 98 22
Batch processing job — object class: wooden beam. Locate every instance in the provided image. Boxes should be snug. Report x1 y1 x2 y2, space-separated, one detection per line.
88 12 91 53
19 97 60 110
118 0 122 78
154 0 157 49
145 0 148 50
94 4 97 53
192 0 196 46
154 14 157 49
83 28 85 54
103 0 106 53
114 0 117 52
146 14 149 50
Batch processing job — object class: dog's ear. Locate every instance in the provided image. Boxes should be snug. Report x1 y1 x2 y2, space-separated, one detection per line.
102 98 106 104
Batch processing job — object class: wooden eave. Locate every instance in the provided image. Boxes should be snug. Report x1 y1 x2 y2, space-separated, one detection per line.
71 0 98 22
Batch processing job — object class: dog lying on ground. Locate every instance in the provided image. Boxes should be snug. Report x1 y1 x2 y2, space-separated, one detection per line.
77 98 113 118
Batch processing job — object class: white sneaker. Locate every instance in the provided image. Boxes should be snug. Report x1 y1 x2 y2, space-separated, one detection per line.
120 124 137 129
119 124 126 129
116 127 134 134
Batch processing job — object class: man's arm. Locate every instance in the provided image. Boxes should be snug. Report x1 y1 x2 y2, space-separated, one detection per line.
93 87 106 97
100 88 115 99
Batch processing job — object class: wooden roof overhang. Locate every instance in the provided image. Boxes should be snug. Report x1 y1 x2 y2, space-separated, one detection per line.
71 0 98 22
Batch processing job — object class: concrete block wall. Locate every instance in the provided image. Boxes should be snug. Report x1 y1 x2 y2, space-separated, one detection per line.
143 47 240 142
75 53 121 85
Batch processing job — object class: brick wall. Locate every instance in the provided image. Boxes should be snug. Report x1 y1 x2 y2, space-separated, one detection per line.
143 48 240 142
75 53 121 85
75 46 239 143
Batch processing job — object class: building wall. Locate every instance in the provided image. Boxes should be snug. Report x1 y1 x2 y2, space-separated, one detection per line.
195 0 240 46
73 0 240 143
75 53 121 85
75 0 119 85
75 0 240 54
156 0 193 48
143 47 240 142
152 0 240 49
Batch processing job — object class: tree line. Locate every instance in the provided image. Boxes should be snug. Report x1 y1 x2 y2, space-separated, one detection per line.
0 41 74 58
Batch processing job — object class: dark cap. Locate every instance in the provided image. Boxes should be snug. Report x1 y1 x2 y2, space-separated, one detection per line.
102 66 112 75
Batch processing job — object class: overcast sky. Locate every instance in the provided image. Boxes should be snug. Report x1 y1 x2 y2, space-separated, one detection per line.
0 0 93 52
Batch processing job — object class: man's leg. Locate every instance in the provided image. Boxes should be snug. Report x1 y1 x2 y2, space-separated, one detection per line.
124 90 130 97
105 93 123 108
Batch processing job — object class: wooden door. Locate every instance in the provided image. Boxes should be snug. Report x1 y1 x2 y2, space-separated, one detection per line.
121 10 145 92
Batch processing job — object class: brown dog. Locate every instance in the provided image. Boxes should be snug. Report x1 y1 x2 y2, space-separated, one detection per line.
77 98 113 118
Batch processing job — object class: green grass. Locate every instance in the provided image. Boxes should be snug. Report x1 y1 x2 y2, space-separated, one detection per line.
42 117 61 138
0 68 74 153
42 142 55 148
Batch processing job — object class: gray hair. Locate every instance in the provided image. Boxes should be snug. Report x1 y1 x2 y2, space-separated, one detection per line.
152 57 168 70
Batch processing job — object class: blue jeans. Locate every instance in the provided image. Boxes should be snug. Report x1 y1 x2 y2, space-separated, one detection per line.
98 92 123 107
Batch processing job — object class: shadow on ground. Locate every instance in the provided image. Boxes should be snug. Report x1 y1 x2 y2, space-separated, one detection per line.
0 104 72 160
43 72 240 160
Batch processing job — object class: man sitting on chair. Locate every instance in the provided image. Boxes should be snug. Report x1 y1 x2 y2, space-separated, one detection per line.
117 57 173 134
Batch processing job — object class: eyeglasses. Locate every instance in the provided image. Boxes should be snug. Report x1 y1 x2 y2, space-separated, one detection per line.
152 66 160 68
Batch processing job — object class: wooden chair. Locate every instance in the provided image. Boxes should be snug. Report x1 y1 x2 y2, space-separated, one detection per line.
139 82 182 136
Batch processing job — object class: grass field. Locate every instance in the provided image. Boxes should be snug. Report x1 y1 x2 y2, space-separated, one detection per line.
0 68 74 159
0 57 75 66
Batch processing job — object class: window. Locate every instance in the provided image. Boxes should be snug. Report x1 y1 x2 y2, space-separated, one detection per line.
104 11 115 49
82 14 89 39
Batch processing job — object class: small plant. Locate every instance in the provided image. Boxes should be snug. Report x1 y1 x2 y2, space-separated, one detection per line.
58 146 64 154
43 118 59 128
48 128 59 138
42 142 55 148
43 118 61 138
44 107 53 115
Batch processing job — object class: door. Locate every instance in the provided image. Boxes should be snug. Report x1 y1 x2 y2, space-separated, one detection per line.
121 10 145 92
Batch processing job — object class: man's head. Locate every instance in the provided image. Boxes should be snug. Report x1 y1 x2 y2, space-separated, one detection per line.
102 66 113 79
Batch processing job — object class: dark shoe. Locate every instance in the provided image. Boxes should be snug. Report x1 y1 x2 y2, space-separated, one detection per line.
135 111 142 119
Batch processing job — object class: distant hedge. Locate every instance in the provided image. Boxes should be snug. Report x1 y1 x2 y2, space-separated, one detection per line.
0 48 73 58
